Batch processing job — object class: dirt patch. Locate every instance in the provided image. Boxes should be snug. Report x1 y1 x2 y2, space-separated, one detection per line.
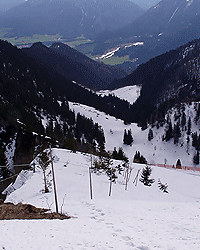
0 202 70 220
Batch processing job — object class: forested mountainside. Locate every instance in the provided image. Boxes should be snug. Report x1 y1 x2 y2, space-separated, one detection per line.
0 40 135 177
23 42 126 90
0 0 144 39
111 39 200 128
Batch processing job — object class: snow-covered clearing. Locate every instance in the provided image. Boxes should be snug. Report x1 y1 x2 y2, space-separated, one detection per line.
69 101 196 167
97 85 141 104
2 148 200 249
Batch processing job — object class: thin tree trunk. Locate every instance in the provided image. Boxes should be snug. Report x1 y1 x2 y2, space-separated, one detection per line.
109 180 112 197
89 155 93 200
43 170 49 193
89 167 93 199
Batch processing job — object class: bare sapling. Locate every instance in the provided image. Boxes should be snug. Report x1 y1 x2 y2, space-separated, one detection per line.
60 194 67 214
37 150 52 193
125 164 133 191
91 151 120 197
133 169 141 186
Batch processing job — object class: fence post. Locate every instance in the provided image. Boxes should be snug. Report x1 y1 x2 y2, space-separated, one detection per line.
89 155 93 200
50 145 59 213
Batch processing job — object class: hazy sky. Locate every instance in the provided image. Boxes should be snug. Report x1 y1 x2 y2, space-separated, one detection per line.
131 0 160 9
0 0 160 11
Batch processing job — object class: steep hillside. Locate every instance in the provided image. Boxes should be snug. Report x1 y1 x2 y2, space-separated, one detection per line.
0 39 138 182
0 0 144 39
23 42 127 90
111 39 200 128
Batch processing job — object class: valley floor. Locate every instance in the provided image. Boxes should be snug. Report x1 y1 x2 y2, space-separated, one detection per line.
1 149 200 250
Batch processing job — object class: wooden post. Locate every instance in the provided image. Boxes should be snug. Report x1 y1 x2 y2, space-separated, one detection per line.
50 145 59 213
108 180 112 197
89 155 93 200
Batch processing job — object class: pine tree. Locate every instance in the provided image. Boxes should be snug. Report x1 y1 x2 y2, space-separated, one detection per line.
139 165 155 186
127 129 133 145
165 120 173 141
187 117 191 135
148 128 153 141
173 122 181 144
133 151 147 164
176 159 181 168
192 132 198 148
181 111 186 129
123 129 128 144
123 129 133 145
158 178 168 193
112 147 118 159
133 151 140 163
193 151 199 165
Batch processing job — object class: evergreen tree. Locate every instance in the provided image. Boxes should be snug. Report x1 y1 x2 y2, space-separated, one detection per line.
195 103 200 123
127 129 133 145
176 159 181 168
192 132 198 148
158 179 168 193
139 165 155 186
112 147 118 159
123 129 128 145
123 129 133 145
133 151 141 163
133 151 147 164
148 128 153 141
165 120 173 141
187 117 191 135
173 122 181 144
181 111 186 129
193 151 199 165
112 147 128 162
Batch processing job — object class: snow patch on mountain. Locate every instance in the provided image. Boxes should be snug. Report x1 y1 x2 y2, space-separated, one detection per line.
4 133 17 173
97 85 141 104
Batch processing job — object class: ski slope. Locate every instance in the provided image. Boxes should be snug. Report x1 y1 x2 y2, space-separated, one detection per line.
2 148 200 250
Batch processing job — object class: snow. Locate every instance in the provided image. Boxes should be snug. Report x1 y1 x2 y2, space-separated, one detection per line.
4 133 17 173
2 148 200 249
97 85 141 104
124 42 144 49
99 47 120 60
69 100 197 167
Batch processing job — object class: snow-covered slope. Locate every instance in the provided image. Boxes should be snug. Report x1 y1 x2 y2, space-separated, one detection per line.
97 85 141 104
2 148 200 249
69 101 198 167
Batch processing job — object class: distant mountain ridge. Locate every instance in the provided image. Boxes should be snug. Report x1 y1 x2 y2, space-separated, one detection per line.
95 0 200 68
0 0 144 39
22 42 127 90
